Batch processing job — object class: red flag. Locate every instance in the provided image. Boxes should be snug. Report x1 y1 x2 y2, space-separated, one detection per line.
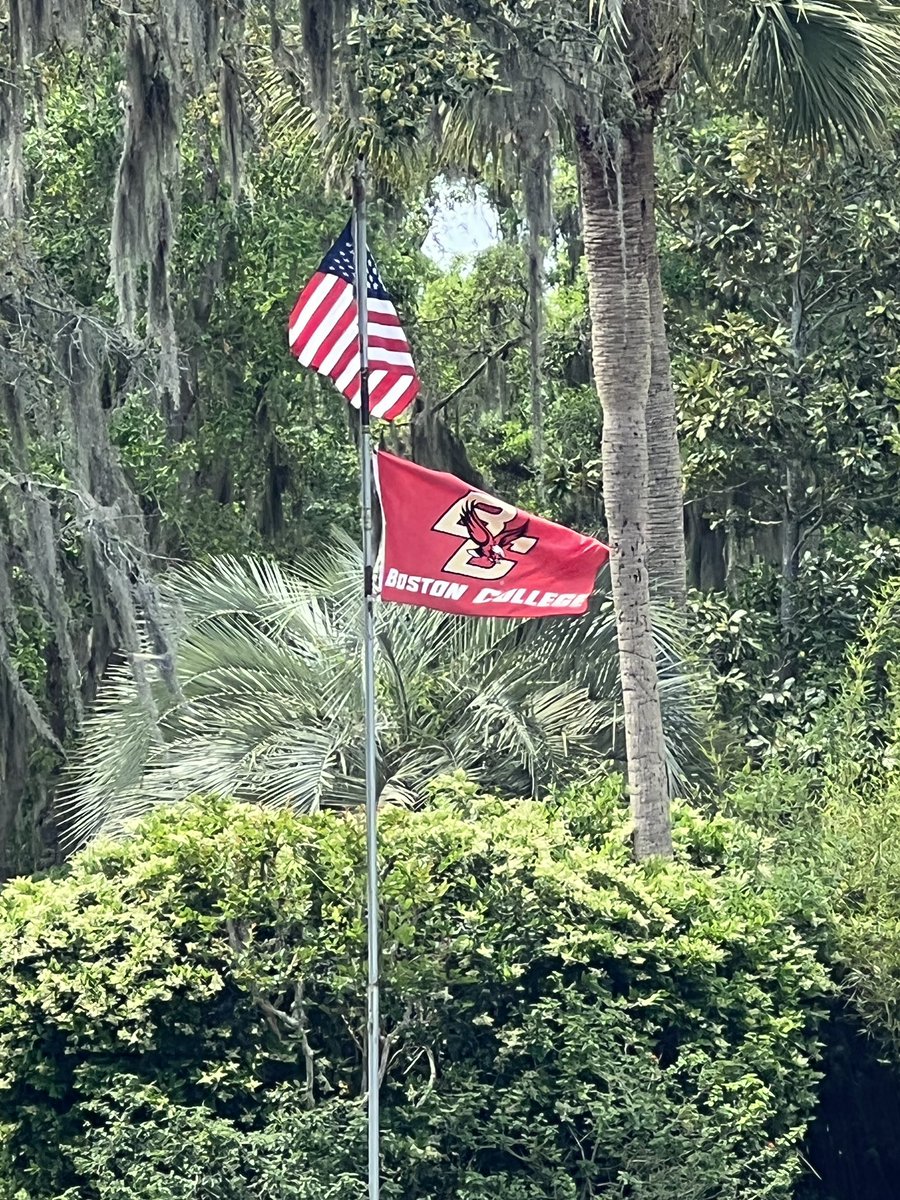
288 222 419 421
375 452 609 619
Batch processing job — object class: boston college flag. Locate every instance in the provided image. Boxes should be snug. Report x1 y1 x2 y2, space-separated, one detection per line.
376 452 609 619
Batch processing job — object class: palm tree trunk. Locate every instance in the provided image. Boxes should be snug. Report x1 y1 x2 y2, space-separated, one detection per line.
578 127 673 861
641 126 687 607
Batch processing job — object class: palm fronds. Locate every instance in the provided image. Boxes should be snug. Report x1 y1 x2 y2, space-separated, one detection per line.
702 1 900 151
60 541 710 848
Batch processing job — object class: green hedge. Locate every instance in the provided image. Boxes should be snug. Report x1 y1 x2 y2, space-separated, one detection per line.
0 778 828 1199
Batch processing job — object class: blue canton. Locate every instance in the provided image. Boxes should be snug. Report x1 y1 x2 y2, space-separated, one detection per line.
319 222 391 301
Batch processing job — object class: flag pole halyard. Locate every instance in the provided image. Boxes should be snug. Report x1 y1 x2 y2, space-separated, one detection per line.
352 160 381 1200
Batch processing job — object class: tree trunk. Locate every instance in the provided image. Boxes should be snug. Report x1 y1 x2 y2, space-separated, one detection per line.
779 459 803 662
641 126 687 606
528 241 546 504
685 500 727 593
578 127 673 860
781 252 807 674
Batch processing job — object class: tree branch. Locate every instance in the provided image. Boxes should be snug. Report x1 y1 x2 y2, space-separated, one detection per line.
292 980 317 1109
430 336 522 415
225 918 317 1098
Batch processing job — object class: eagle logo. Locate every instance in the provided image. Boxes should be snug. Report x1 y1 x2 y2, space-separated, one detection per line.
432 491 538 580
459 499 531 569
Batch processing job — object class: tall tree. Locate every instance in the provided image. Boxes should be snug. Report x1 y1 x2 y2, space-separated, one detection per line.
578 123 676 858
295 0 694 855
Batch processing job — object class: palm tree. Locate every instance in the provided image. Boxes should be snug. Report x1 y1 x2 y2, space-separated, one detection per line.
351 0 900 857
60 532 708 848
578 0 900 856
573 1 900 857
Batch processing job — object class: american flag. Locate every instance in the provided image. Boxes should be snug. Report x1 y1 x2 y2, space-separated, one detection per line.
287 222 420 421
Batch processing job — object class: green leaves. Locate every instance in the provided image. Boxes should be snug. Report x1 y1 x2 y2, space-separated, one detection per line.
0 785 828 1198
702 1 900 152
660 106 900 740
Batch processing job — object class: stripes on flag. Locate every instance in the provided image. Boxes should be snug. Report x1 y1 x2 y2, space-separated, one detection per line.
287 222 420 421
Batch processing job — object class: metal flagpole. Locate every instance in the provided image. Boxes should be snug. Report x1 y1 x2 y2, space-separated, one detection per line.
352 160 381 1200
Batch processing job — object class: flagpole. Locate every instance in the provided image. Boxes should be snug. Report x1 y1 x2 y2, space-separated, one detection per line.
352 160 381 1200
